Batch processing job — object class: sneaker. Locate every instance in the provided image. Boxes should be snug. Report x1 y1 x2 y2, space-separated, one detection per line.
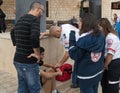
70 84 79 88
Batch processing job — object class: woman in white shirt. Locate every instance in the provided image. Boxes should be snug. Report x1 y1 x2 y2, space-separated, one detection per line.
98 18 120 93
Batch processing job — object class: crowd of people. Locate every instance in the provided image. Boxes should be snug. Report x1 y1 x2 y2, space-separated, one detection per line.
40 14 120 93
8 0 120 93
40 13 120 93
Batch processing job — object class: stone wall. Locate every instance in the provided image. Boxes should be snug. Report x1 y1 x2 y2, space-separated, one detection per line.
102 0 120 24
1 0 15 20
2 0 80 21
2 0 120 24
46 0 80 23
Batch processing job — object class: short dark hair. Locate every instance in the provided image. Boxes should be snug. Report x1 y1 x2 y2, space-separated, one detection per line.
0 0 3 6
40 46 45 53
29 1 42 10
70 17 78 28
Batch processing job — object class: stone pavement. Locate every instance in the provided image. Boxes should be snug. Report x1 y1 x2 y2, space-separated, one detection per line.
0 70 95 93
0 69 120 93
0 70 17 93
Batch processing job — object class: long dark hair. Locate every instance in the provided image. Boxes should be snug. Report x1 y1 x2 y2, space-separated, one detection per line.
98 18 117 37
80 13 100 35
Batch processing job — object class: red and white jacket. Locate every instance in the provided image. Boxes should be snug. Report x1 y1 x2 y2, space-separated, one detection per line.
60 24 80 51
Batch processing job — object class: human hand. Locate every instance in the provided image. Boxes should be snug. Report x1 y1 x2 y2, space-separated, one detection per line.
56 68 62 76
39 33 45 39
50 64 56 70
27 53 40 62
40 31 49 39
55 62 62 68
104 64 108 70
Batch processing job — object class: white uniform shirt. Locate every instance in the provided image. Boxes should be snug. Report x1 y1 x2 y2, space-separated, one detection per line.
105 33 120 60
60 24 80 51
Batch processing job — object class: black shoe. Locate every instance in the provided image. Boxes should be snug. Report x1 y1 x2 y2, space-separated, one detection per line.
70 84 79 88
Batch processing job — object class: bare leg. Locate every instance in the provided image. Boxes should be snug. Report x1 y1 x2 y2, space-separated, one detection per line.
51 77 57 91
43 78 52 93
47 68 57 91
42 68 59 93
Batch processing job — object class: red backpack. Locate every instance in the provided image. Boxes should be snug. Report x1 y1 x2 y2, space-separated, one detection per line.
56 63 72 82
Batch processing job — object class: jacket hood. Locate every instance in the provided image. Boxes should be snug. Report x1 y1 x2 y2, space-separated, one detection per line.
76 32 105 52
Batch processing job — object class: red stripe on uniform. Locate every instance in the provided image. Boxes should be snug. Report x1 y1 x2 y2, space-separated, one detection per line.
107 48 116 53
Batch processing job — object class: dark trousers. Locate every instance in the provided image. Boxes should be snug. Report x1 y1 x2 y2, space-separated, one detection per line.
101 69 108 93
101 59 120 93
101 70 120 93
107 59 120 93
72 62 78 85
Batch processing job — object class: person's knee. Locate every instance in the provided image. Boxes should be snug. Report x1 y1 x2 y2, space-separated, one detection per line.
47 68 55 72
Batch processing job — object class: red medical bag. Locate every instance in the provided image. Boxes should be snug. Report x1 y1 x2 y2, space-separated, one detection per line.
56 63 72 82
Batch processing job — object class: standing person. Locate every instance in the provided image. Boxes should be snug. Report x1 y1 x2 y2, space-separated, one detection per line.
98 18 120 93
11 2 44 93
113 13 120 39
70 17 82 88
40 19 80 88
0 0 6 33
68 13 105 93
113 13 120 23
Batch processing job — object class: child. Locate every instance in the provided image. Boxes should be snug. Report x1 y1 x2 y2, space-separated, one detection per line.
30 46 62 93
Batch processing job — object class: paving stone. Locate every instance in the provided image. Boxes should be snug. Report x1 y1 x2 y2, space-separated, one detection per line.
0 69 120 93
0 70 17 93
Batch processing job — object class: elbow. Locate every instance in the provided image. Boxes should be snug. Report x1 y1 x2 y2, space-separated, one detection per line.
68 51 75 60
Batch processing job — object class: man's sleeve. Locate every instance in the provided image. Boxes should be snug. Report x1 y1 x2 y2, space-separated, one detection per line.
30 18 40 48
10 28 16 46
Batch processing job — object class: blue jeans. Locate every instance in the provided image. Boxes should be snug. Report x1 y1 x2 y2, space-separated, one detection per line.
72 62 78 85
14 61 41 93
80 82 99 93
